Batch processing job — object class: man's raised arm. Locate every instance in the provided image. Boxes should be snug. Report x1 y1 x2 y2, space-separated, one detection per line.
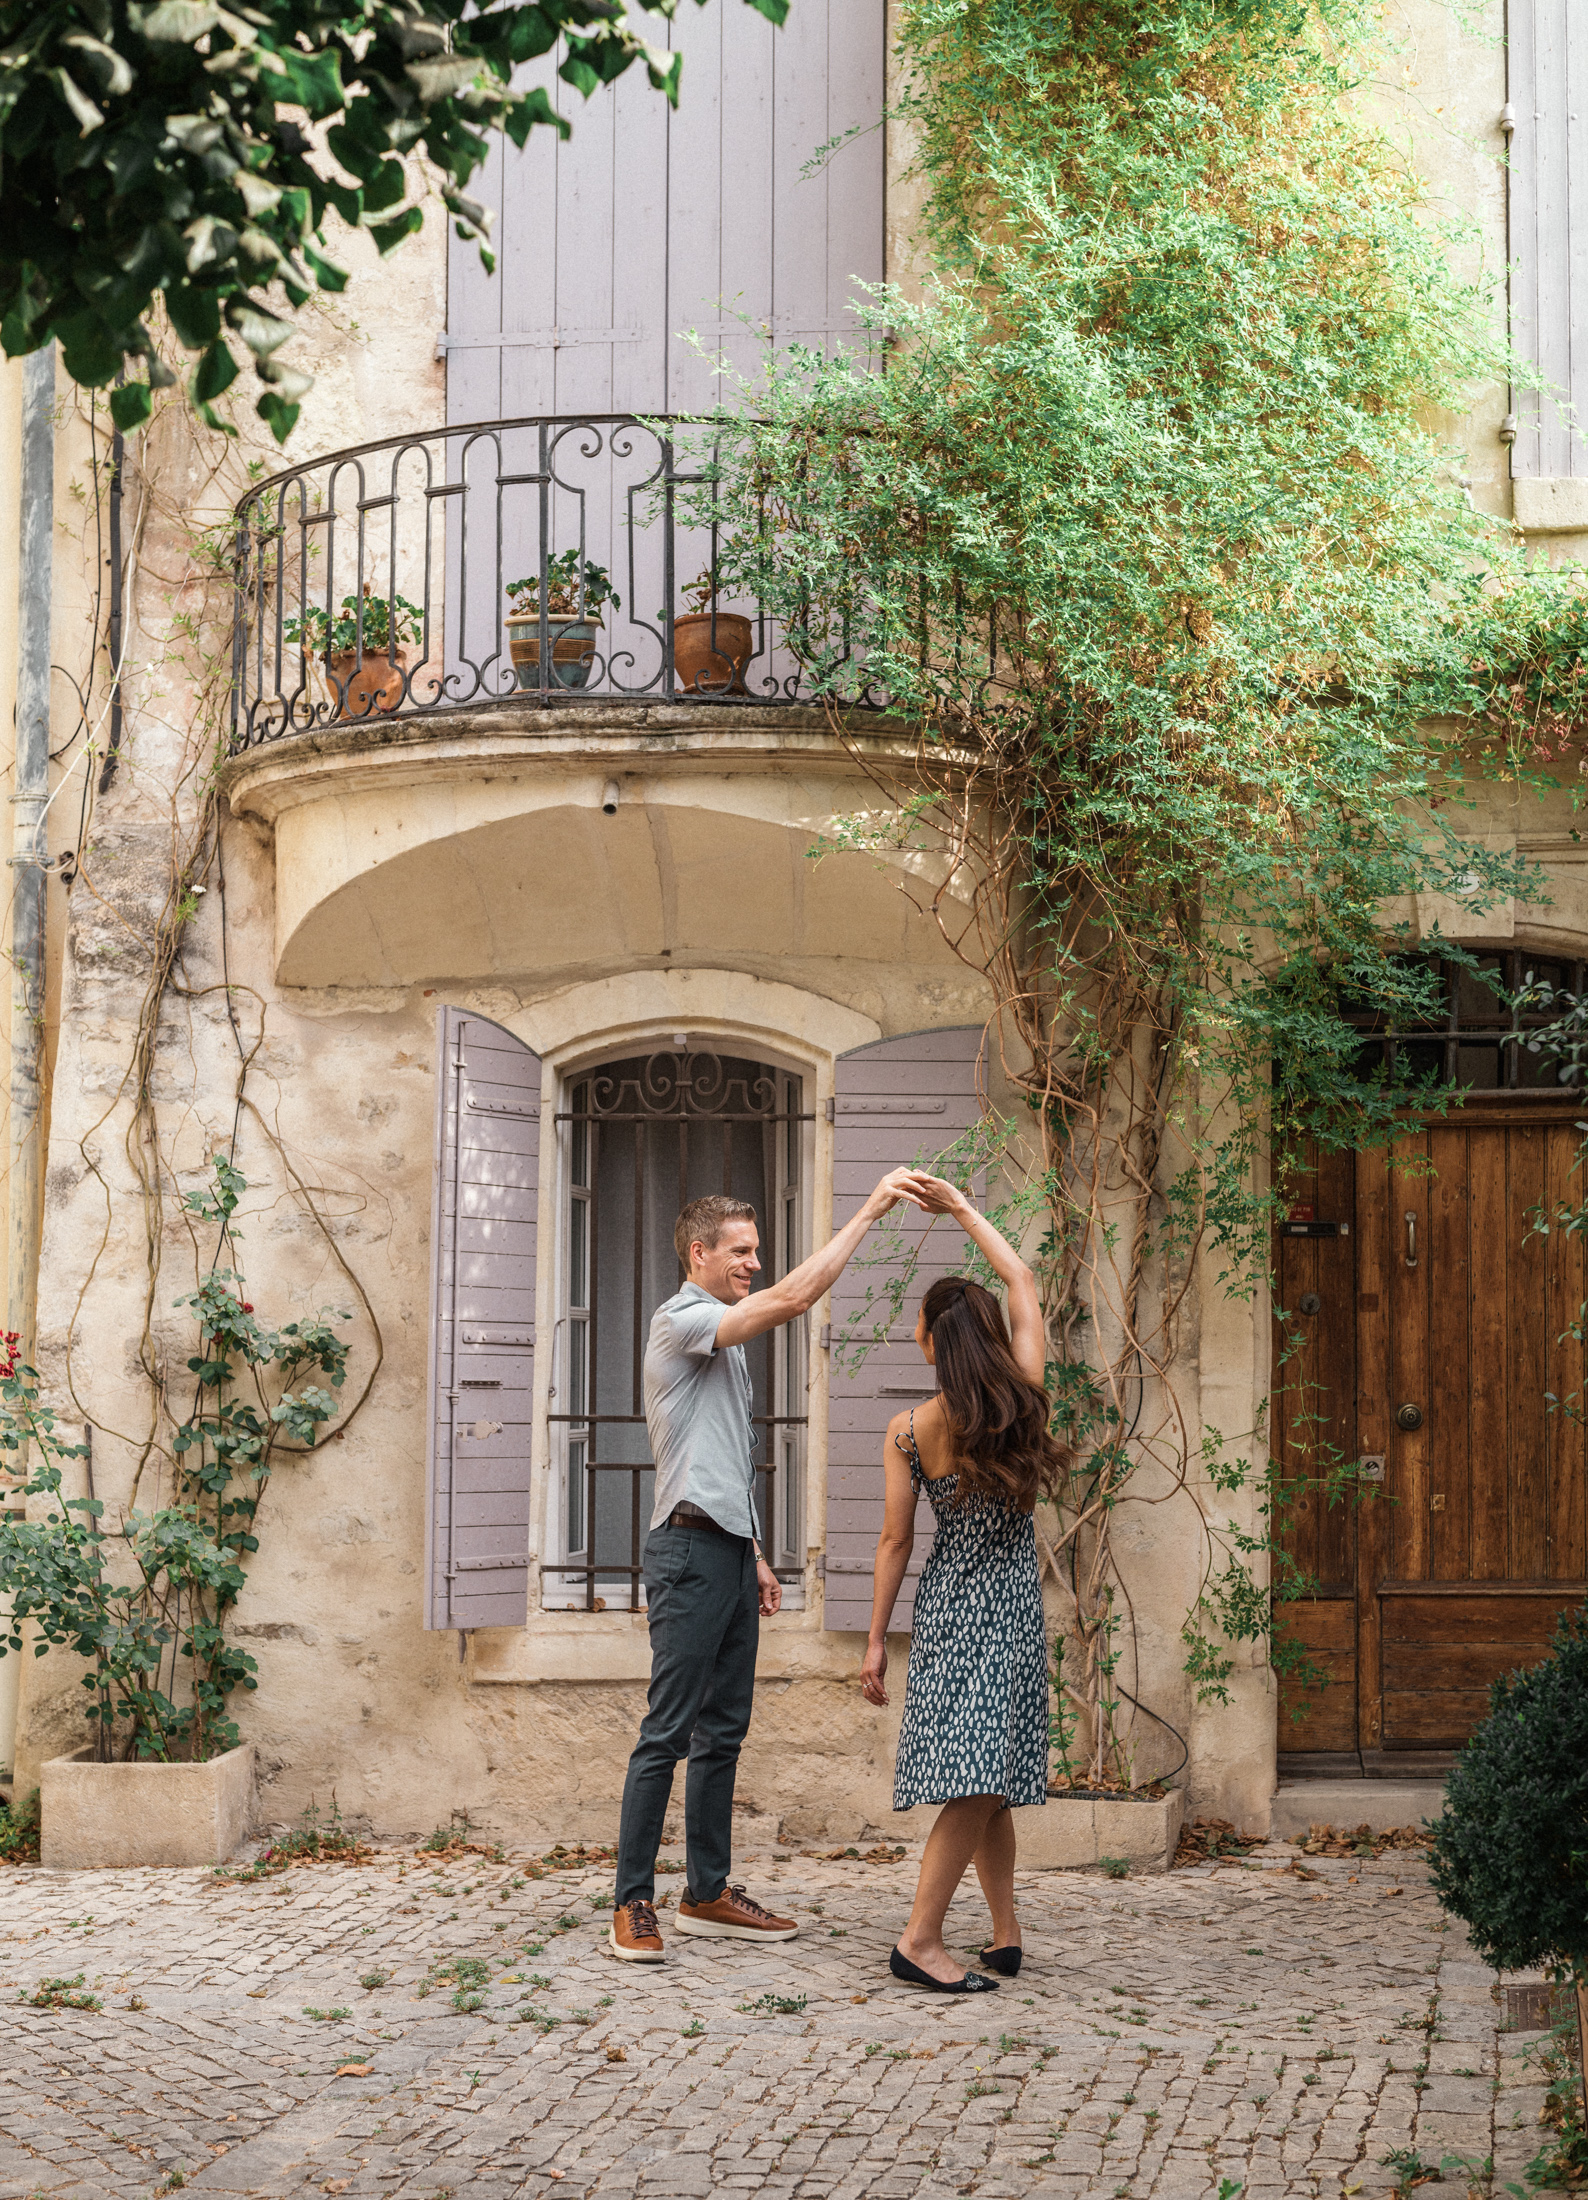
712 1169 922 1347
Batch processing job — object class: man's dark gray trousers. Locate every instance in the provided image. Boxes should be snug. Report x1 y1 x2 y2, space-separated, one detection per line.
615 1521 759 1906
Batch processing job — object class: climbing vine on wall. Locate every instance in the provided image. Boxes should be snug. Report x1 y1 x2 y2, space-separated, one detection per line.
0 342 387 1764
0 1161 349 1760
695 0 1565 1778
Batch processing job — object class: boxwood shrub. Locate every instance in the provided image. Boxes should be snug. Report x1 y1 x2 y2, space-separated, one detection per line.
1427 1601 1588 1982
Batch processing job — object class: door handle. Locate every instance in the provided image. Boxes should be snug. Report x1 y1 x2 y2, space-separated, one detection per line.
1396 1401 1423 1432
1404 1211 1417 1269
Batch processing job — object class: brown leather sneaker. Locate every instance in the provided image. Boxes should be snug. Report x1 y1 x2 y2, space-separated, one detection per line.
608 1898 665 1962
675 1883 799 1942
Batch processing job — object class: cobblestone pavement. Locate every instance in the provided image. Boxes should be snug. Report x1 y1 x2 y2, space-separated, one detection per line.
0 1833 1559 2200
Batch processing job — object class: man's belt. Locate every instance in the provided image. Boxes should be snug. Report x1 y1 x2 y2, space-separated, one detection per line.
666 1501 745 1539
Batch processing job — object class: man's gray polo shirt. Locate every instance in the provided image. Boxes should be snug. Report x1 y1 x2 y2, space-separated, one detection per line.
644 1281 759 1538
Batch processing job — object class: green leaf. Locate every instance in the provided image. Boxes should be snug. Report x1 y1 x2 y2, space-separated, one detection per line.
368 204 423 255
301 242 348 293
256 387 300 443
130 0 221 40
162 281 221 350
404 53 485 102
191 338 238 402
51 67 104 134
110 378 155 429
223 298 292 356
361 159 407 214
740 0 789 19
59 33 133 97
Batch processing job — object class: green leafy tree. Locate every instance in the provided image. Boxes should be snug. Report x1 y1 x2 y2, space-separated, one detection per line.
0 0 787 439
687 0 1548 1773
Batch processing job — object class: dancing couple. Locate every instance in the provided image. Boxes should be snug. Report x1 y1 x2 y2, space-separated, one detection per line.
607 1160 1063 1992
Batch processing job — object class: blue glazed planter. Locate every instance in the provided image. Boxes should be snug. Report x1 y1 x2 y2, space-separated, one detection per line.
506 614 600 691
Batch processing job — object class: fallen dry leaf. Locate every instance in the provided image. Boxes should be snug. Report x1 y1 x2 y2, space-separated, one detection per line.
851 1994 868 2004
605 2046 626 2063
245 1987 268 1999
1382 1886 1404 1898
334 2063 372 2078
321 2183 350 2195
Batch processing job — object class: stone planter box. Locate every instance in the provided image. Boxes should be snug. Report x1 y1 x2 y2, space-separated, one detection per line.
40 1743 255 1870
1012 1785 1184 1874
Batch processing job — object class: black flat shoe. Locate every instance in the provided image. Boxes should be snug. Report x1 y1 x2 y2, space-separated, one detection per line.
979 1944 1023 1977
890 1946 999 1993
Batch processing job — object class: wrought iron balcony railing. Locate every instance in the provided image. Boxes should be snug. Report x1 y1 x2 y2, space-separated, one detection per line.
227 413 861 755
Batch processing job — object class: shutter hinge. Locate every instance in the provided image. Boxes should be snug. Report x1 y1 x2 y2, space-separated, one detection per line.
825 1096 835 1123
815 1555 826 1578
819 1324 831 1350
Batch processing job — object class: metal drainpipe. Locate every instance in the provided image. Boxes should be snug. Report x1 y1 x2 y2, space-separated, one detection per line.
0 344 53 1788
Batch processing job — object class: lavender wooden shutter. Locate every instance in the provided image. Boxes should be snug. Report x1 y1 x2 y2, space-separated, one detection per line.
444 0 887 419
823 1027 988 1634
425 1008 541 1630
1508 2 1588 477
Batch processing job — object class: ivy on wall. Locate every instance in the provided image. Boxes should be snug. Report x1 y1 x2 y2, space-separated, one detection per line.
696 0 1568 1774
0 0 786 438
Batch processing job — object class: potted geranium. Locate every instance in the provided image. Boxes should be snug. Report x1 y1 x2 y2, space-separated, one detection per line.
666 566 754 695
284 585 423 718
504 552 619 692
1428 1603 1588 2080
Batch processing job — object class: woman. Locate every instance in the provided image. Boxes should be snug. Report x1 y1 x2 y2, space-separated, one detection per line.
860 1173 1064 1993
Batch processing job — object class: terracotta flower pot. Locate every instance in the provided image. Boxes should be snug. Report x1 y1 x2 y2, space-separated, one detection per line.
506 614 601 692
326 645 408 718
672 611 753 695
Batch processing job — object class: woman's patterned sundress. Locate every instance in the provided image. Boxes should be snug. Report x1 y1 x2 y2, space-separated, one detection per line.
892 1411 1050 1812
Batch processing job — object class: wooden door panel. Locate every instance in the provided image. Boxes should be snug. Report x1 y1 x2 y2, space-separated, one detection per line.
1274 1147 1359 1759
1391 1134 1433 1584
1508 1127 1551 1576
1364 1116 1587 1755
1427 1124 1472 1581
1545 1124 1588 1574
1380 1578 1583 1746
1277 1109 1588 1765
1273 1147 1358 1591
1275 1596 1356 1751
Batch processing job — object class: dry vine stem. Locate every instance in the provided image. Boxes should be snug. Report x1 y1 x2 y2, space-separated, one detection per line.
5 332 385 1741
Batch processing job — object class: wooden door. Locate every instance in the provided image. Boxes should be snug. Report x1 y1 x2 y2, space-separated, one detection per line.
1274 1105 1588 1770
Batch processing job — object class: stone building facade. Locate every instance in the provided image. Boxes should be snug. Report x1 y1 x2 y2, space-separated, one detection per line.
0 0 1584 1847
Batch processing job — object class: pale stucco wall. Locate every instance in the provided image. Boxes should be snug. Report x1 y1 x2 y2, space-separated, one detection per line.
9 1 1588 1849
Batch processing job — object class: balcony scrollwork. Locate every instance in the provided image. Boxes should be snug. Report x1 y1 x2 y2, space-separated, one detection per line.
227 413 872 754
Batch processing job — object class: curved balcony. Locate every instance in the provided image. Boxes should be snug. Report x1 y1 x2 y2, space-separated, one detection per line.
228 413 875 754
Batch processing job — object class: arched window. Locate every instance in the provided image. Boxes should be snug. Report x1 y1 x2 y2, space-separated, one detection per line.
545 1046 811 1609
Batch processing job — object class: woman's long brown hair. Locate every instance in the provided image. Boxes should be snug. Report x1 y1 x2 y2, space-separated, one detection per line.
920 1275 1066 1511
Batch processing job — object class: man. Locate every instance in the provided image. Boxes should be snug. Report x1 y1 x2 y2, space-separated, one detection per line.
608 1168 921 1962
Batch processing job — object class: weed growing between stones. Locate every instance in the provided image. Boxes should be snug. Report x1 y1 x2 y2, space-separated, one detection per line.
0 1790 40 1865
214 1796 371 1882
19 1974 100 2010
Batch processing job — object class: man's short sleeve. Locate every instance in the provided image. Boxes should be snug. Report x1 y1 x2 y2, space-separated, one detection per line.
658 1295 722 1364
